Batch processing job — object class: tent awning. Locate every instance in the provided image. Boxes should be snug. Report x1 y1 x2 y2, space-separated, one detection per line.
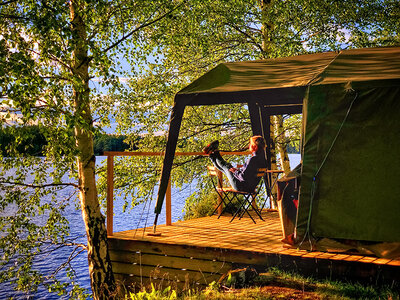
176 46 400 106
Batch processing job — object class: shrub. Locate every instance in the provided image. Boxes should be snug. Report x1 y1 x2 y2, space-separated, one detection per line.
183 189 245 220
183 191 218 220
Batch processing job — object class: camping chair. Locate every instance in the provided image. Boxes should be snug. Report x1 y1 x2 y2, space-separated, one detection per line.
207 166 236 218
207 166 267 224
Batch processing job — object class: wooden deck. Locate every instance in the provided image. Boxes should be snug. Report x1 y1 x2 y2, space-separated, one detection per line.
108 210 400 290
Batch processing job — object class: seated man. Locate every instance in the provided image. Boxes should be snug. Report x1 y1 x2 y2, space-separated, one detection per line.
203 136 268 193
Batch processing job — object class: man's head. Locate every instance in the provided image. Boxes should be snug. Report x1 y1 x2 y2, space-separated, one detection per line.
249 136 266 152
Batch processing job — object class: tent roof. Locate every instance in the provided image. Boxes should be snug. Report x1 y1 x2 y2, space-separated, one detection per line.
176 47 400 107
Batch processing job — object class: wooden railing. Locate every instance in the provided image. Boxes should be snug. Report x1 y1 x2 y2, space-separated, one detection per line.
104 151 250 236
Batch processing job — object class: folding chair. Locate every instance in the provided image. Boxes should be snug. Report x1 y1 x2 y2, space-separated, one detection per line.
207 166 236 218
259 169 284 210
207 166 267 224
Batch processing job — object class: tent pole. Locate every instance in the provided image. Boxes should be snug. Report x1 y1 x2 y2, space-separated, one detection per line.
153 214 159 233
248 102 262 136
248 101 271 169
153 101 185 233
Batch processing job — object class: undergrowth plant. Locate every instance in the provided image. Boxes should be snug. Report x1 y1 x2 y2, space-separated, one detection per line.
128 284 177 300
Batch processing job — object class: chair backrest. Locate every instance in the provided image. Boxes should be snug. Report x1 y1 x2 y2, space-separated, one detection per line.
207 166 219 176
253 168 268 194
256 168 268 178
207 166 224 189
208 166 268 178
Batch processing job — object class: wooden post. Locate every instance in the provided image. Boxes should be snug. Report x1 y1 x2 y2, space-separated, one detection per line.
107 155 114 236
217 170 223 215
166 177 172 225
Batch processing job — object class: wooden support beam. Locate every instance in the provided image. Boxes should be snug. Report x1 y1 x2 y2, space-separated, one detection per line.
103 151 250 157
107 155 114 236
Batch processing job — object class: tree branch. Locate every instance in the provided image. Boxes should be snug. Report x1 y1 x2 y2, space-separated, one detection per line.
172 155 204 168
0 180 79 189
226 23 264 54
49 246 87 278
300 30 322 43
0 0 18 5
0 13 28 20
101 0 187 54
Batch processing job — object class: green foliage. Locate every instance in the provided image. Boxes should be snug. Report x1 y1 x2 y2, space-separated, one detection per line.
97 155 164 211
125 269 399 299
0 125 47 156
93 133 132 155
128 284 177 300
280 114 302 154
182 190 217 220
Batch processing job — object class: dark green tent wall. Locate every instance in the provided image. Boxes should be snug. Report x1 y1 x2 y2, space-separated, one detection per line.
298 82 400 243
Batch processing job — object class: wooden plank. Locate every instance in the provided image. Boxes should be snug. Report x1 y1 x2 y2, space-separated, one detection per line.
103 151 251 157
111 262 222 284
109 250 232 274
108 238 274 266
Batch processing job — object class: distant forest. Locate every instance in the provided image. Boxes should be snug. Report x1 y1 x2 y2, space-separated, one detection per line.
287 144 300 154
0 126 131 156
1 125 299 156
93 132 132 155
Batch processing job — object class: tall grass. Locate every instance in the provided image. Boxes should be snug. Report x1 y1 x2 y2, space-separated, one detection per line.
126 268 399 300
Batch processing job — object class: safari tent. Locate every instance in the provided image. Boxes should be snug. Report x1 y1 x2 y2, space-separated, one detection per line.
155 46 400 255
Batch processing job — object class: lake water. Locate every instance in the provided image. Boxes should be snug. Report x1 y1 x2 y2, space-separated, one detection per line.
0 154 301 299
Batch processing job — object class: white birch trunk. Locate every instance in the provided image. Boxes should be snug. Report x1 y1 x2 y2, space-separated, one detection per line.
70 1 115 298
274 115 291 175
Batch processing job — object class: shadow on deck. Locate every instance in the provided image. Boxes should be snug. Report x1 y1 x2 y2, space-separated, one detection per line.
108 211 400 290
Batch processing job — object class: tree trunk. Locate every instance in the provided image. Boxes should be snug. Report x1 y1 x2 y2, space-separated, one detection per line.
70 1 115 298
274 115 291 175
260 0 291 176
260 0 281 208
269 116 278 208
260 0 274 58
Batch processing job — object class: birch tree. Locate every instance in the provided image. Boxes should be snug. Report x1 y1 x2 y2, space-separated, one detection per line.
0 0 183 298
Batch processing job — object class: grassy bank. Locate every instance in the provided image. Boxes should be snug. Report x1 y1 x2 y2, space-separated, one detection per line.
126 268 399 299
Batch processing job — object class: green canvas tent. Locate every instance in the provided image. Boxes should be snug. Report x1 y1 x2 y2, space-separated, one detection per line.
155 47 400 254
